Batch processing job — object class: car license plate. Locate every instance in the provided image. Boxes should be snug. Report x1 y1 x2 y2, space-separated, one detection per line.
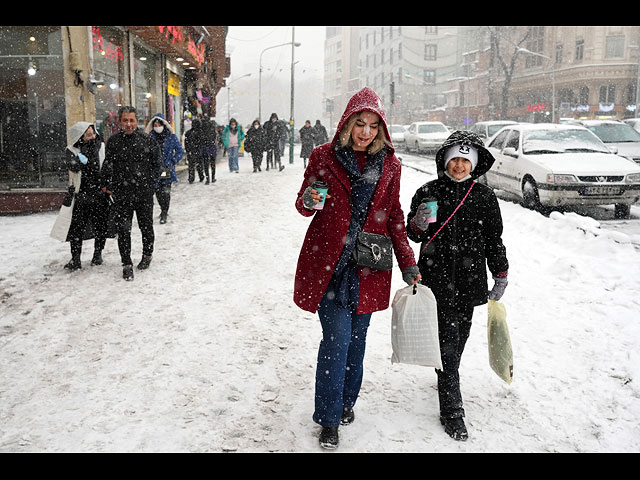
582 186 622 195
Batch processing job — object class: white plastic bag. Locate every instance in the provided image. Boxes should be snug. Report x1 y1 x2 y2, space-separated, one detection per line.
391 284 442 369
487 299 513 384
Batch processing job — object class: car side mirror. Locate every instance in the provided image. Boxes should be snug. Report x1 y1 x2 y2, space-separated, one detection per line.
502 147 518 158
608 146 618 154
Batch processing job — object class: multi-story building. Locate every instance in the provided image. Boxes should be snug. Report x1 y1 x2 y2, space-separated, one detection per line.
0 26 229 213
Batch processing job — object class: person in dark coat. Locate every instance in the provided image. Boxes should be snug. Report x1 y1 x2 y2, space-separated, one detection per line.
184 118 205 183
263 113 286 171
244 119 266 172
201 117 218 184
294 87 421 450
63 122 110 270
299 120 315 168
145 113 184 224
100 106 162 281
313 119 329 146
406 130 509 442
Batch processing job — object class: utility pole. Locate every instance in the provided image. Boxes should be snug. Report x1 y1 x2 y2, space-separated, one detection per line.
289 27 296 164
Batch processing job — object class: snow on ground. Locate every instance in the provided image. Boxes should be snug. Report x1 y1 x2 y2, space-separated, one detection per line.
1 147 639 452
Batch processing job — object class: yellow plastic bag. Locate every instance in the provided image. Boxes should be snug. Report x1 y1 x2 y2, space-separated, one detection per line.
487 299 513 384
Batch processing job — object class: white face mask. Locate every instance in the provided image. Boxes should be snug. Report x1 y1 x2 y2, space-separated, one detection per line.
154 126 164 134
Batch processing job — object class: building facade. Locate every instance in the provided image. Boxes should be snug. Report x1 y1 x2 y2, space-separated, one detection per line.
0 26 229 213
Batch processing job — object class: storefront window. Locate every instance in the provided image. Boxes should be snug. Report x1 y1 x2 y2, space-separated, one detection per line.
0 26 66 189
92 26 126 143
133 43 160 127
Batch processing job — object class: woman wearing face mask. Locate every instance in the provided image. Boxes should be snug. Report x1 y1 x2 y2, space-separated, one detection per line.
406 130 509 442
145 114 184 224
59 122 110 270
221 118 245 173
294 87 421 450
244 119 266 172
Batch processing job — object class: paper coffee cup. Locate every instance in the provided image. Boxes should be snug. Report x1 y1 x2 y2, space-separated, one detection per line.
312 181 329 210
424 197 437 223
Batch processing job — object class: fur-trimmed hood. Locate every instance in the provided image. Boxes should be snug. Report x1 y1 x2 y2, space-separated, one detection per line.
145 113 175 135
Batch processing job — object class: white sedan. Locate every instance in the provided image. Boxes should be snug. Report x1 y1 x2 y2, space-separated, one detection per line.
483 123 640 218
404 121 450 153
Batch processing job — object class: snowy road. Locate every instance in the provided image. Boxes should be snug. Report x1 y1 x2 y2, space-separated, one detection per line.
1 146 639 452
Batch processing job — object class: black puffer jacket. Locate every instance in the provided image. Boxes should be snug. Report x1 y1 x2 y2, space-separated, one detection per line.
407 131 509 308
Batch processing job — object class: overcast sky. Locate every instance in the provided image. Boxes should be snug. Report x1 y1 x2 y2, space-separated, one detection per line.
224 26 326 81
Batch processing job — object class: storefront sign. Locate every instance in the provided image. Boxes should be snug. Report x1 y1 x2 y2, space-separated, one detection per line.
92 26 123 63
157 26 205 66
167 71 180 96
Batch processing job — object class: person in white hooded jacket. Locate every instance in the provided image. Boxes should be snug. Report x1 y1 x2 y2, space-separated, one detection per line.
62 121 110 270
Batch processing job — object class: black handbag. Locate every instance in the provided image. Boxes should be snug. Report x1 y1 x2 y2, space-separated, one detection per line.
353 231 393 271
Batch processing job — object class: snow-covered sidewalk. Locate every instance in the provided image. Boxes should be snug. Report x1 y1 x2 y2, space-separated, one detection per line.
1 148 639 452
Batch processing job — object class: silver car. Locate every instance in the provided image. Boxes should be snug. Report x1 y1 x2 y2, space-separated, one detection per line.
574 120 640 167
484 123 640 218
404 121 450 153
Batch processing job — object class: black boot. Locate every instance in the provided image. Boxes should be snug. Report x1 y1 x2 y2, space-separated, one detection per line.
91 251 103 266
319 426 339 450
440 416 468 441
64 257 82 271
159 211 167 224
123 264 134 281
341 407 355 425
137 255 152 270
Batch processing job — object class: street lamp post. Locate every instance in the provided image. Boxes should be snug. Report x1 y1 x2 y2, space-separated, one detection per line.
259 40 301 122
518 48 556 123
226 73 252 123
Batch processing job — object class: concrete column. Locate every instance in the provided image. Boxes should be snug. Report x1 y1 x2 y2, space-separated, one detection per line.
62 26 96 142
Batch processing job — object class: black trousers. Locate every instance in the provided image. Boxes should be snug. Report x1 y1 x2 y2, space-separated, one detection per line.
435 303 474 419
202 153 216 180
113 192 154 265
68 195 109 259
188 154 204 182
155 183 171 214
265 147 281 170
251 152 263 170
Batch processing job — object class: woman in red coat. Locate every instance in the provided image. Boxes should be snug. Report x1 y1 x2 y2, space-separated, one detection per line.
294 87 420 449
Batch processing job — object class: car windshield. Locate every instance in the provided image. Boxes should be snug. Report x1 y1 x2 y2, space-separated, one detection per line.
488 123 513 136
522 129 610 154
418 124 448 134
586 123 640 143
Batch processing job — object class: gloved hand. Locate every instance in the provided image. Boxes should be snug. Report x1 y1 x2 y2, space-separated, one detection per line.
78 153 88 165
402 265 421 286
411 203 432 232
489 276 508 301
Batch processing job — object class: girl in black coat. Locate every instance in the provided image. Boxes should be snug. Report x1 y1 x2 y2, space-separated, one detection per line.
244 119 266 172
406 130 509 442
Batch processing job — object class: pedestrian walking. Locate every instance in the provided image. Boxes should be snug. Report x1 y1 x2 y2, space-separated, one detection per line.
184 118 205 183
145 113 184 224
244 119 266 172
201 117 218 184
263 113 286 171
60 122 110 270
406 130 509 442
101 106 162 281
221 118 244 173
294 87 421 450
313 119 329 146
299 120 315 168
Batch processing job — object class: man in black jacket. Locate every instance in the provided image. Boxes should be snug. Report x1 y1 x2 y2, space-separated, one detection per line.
407 131 509 442
101 106 162 281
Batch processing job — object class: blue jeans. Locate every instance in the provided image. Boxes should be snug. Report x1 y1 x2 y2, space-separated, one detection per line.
227 146 239 172
312 287 372 427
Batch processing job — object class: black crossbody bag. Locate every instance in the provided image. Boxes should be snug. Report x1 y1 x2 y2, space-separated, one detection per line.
352 231 393 271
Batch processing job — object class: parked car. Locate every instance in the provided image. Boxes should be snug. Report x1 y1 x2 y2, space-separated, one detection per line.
571 120 640 167
404 121 450 153
469 120 517 140
623 118 640 134
389 124 407 146
483 123 640 218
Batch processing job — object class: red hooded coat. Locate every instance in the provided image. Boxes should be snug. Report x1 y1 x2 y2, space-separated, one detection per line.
293 87 417 314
